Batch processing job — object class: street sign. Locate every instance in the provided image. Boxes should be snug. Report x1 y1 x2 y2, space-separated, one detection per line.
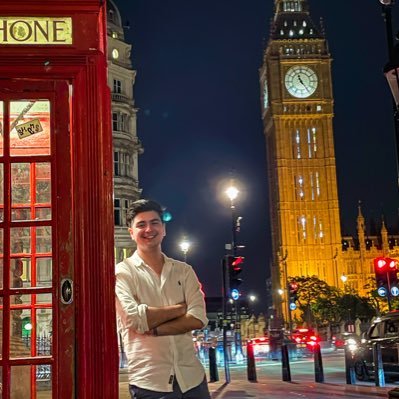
378 286 388 297
289 302 297 310
391 286 399 297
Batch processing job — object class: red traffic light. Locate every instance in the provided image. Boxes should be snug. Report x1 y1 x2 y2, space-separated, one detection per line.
374 257 387 271
232 256 244 270
387 258 398 269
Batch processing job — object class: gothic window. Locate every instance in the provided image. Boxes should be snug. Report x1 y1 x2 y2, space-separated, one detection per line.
315 172 321 197
297 216 307 242
113 79 122 94
310 171 321 200
313 216 324 243
307 127 317 158
295 175 304 200
293 129 301 159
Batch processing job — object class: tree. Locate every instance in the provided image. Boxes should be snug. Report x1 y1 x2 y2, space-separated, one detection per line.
288 276 338 327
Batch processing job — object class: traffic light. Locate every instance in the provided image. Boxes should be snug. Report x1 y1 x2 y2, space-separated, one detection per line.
288 281 299 304
224 255 244 300
387 258 399 290
374 257 399 297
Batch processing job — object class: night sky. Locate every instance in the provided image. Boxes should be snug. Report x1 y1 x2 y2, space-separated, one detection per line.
113 0 399 310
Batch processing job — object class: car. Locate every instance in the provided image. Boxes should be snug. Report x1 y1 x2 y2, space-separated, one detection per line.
353 311 399 381
291 328 320 352
332 332 359 350
247 337 270 357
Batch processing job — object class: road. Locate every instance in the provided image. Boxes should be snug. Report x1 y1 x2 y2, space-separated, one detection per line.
118 350 399 398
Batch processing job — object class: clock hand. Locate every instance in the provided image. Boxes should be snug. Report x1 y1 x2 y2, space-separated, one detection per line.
297 74 310 92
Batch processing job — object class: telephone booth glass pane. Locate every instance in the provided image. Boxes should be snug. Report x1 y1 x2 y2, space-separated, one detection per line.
36 258 52 288
10 295 52 358
9 100 51 156
10 365 53 398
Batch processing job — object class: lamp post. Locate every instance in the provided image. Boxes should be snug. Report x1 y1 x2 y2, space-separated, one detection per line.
380 0 399 187
179 238 191 263
225 185 239 255
225 183 243 363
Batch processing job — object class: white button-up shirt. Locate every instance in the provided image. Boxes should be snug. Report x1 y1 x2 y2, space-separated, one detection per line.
115 251 208 393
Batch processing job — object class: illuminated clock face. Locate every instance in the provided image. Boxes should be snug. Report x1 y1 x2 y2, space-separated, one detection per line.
284 66 318 98
263 80 268 109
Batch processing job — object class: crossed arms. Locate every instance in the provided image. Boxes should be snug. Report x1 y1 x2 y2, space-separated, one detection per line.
115 264 208 337
146 302 204 336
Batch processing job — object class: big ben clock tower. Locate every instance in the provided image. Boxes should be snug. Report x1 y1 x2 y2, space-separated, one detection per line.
260 0 342 318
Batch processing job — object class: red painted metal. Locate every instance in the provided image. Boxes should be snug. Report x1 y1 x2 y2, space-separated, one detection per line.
0 1 118 398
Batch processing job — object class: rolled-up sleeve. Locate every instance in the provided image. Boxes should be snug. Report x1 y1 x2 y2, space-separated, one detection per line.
184 266 208 327
115 266 149 334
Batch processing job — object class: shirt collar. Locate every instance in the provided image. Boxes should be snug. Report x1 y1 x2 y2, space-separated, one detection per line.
130 250 173 268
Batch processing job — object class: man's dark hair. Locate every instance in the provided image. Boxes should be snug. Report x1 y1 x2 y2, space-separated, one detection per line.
126 199 164 227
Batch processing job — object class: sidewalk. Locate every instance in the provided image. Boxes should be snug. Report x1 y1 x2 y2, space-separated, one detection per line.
118 372 393 399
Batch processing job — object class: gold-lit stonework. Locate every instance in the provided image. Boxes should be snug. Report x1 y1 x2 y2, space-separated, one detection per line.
0 17 72 45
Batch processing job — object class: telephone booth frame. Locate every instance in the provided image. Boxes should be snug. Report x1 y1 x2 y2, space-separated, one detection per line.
0 1 118 398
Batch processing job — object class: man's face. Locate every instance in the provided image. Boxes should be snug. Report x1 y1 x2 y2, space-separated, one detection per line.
128 210 166 251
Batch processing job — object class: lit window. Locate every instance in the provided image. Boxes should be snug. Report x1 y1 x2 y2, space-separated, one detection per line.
309 29 313 34
316 105 322 111
280 30 284 35
293 130 301 159
307 127 317 158
112 31 118 39
295 175 305 200
303 21 307 27
310 172 315 200
112 48 119 60
316 172 320 197
299 29 304 35
298 216 307 242
289 30 294 37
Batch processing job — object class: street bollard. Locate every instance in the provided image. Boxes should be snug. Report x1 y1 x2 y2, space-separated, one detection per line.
344 345 356 384
373 342 385 387
314 343 324 383
247 341 258 382
281 344 291 382
208 346 219 382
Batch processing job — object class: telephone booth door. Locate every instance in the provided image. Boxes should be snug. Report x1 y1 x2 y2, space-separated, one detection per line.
0 80 74 398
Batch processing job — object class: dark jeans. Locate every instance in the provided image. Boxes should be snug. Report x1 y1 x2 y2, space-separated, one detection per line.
129 377 211 399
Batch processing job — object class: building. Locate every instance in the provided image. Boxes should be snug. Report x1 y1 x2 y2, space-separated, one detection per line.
260 0 399 320
107 0 143 262
260 0 342 318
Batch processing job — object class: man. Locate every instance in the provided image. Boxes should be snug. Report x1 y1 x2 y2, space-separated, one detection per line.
115 199 211 399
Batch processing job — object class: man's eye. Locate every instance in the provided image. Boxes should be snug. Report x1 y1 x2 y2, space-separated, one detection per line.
136 223 145 228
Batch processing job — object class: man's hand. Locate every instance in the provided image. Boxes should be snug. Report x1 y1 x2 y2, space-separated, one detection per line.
146 302 187 330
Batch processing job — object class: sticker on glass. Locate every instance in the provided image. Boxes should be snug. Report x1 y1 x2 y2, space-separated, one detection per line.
15 119 43 139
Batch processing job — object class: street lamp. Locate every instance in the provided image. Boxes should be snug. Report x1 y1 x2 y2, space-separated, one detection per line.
225 184 239 255
179 238 191 263
224 182 243 363
380 0 399 187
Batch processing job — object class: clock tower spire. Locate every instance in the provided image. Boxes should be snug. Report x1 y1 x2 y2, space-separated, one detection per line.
260 0 342 320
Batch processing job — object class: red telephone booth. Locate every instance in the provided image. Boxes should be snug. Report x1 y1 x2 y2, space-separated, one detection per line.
0 1 118 398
